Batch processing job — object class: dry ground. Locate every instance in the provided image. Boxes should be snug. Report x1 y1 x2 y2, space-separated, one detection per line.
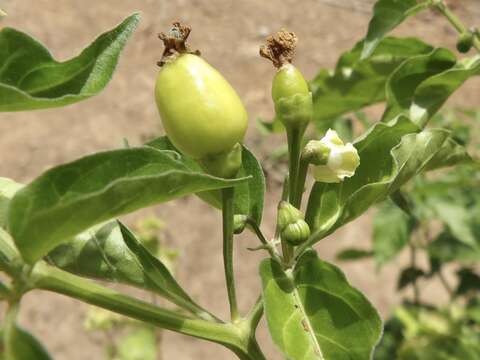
1 0 479 359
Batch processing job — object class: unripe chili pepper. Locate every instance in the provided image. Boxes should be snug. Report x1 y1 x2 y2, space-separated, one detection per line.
260 31 312 130
154 23 248 177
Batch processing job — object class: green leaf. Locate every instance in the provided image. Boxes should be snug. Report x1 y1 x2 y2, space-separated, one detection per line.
0 178 23 228
373 200 415 267
305 116 450 247
311 37 433 123
336 248 373 261
410 55 480 127
8 147 249 264
382 48 457 123
260 250 382 360
0 228 22 275
147 137 265 225
397 267 425 290
362 0 431 59
0 13 140 112
0 325 52 360
47 220 209 318
116 326 157 360
456 268 480 296
423 137 473 171
425 198 476 247
428 232 480 265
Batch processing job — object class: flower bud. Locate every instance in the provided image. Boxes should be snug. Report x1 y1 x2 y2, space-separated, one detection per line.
456 31 474 53
308 129 360 183
277 201 304 230
233 214 248 235
281 219 310 246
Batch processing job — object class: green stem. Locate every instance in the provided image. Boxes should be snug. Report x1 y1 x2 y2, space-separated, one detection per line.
3 300 20 359
283 126 304 265
31 262 258 358
434 0 480 51
294 157 309 209
409 243 420 305
222 187 239 321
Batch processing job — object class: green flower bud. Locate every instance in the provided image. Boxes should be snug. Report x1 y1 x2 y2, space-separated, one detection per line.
456 32 474 53
310 129 360 183
277 201 304 230
281 219 310 246
233 214 248 235
155 23 248 163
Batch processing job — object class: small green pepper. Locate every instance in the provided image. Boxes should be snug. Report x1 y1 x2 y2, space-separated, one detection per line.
155 23 248 169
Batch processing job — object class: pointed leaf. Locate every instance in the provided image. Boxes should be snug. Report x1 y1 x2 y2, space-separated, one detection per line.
48 220 210 318
410 55 480 127
147 137 265 225
311 37 433 122
397 267 425 290
7 147 249 263
0 325 52 360
382 49 457 123
362 0 431 59
373 200 415 267
305 116 450 248
260 250 382 360
0 13 139 112
336 248 373 261
0 228 22 276
428 232 480 265
423 137 473 171
0 178 23 228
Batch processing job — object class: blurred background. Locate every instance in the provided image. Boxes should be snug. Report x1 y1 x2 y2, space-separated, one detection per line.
1 0 479 359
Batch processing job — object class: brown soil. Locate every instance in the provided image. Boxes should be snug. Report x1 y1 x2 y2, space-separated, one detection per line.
1 0 479 359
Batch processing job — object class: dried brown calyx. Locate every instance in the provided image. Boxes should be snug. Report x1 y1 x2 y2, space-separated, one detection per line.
157 22 200 66
259 30 298 68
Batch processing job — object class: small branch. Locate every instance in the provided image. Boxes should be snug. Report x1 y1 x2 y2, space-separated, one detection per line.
409 243 421 305
222 187 240 321
247 296 264 330
437 270 454 300
434 0 480 52
31 262 257 356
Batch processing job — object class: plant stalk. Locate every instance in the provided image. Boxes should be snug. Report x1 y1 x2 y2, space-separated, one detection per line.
222 187 240 321
283 126 305 265
31 262 261 358
434 0 480 52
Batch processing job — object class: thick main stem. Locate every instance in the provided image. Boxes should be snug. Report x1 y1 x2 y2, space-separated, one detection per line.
31 262 258 357
222 187 239 321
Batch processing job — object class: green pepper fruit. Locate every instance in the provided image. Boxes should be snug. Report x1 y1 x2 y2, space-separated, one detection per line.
260 30 312 130
155 23 248 178
155 53 248 160
456 32 474 53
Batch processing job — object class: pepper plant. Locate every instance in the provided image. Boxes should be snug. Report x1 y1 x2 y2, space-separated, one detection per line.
1 0 480 359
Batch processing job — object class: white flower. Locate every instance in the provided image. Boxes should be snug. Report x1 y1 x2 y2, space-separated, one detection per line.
309 129 360 183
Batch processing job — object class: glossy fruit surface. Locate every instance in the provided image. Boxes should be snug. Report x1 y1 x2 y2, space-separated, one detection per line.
155 54 248 159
